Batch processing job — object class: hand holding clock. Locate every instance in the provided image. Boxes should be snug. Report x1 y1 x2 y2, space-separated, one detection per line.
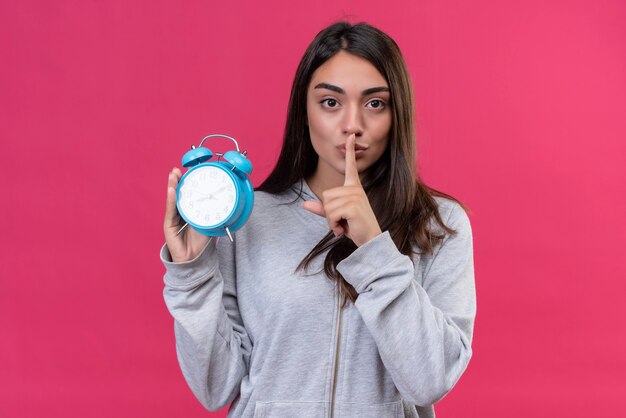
164 167 211 263
302 134 383 247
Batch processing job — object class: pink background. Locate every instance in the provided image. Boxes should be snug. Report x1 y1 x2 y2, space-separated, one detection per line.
2 0 625 417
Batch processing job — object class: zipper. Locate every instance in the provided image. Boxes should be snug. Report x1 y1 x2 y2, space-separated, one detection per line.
329 289 344 418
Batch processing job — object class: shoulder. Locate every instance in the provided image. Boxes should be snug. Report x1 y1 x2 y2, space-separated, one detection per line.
246 189 305 226
432 196 472 239
252 189 299 209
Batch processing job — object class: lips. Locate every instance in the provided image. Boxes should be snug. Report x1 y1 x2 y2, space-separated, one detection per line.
338 143 368 152
338 146 367 158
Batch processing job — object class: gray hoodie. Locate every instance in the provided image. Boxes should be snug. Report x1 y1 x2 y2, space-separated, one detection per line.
161 180 476 418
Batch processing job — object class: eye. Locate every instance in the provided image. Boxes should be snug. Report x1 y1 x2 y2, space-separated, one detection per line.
321 98 339 108
366 99 386 110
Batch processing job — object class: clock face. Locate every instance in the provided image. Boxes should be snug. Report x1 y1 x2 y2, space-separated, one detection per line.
178 165 238 228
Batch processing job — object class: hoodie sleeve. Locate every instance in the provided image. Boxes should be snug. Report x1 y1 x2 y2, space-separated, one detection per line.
161 238 251 411
336 201 476 407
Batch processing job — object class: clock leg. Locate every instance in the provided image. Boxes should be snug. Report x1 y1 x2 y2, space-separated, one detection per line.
225 227 234 242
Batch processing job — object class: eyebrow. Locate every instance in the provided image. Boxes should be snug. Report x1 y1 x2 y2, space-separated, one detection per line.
313 82 390 96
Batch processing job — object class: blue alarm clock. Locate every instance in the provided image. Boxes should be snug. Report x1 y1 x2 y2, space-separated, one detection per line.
176 134 254 241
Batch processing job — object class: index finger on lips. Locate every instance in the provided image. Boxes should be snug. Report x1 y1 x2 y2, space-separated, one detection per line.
344 134 360 186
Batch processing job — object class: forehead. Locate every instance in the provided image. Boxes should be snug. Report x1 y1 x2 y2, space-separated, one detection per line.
308 51 388 91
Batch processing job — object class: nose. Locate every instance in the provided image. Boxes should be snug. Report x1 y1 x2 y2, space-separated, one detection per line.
341 104 364 137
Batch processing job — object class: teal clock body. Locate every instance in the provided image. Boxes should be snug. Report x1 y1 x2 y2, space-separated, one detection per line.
176 134 254 239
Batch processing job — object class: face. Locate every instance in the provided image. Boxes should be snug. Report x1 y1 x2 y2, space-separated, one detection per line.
306 51 392 186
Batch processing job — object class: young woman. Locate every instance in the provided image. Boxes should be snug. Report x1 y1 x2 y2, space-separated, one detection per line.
162 21 476 418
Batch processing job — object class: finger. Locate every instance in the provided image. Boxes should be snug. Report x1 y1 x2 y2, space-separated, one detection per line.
330 218 347 237
165 170 182 229
320 185 362 201
344 133 360 186
164 185 180 230
302 201 326 217
167 170 180 189
335 219 348 237
321 195 358 217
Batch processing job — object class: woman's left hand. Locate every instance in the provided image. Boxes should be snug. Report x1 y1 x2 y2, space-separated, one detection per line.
303 134 383 247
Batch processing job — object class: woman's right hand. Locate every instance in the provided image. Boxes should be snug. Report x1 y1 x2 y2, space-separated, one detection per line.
164 167 211 262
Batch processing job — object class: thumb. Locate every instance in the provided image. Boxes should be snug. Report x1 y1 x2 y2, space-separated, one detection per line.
165 186 178 227
302 200 326 217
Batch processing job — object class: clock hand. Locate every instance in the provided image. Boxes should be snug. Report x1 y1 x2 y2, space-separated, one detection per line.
187 188 210 199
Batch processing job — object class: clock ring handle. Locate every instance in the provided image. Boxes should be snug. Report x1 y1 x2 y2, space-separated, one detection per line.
198 134 242 153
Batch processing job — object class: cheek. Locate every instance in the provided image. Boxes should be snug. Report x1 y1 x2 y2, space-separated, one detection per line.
306 99 320 132
369 121 391 162
307 108 334 144
306 109 323 154
376 113 392 136
371 116 391 146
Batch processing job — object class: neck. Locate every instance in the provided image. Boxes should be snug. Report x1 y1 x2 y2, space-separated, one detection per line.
306 166 344 201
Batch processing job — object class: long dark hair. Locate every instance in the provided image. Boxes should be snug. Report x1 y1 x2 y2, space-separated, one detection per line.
258 21 464 306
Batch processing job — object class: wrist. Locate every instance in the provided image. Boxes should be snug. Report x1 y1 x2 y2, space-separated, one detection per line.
356 227 383 247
